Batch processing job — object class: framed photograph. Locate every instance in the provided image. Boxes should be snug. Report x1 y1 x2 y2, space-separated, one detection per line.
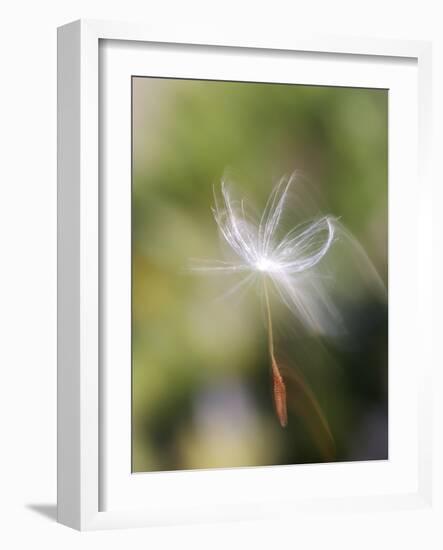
57 19 433 530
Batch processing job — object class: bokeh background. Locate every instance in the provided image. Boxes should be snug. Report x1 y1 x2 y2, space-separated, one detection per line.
132 77 388 472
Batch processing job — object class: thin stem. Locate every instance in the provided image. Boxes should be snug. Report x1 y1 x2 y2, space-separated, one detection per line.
263 279 275 360
263 281 333 449
263 278 287 427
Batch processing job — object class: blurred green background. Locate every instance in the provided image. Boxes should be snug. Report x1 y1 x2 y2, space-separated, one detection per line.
132 77 388 472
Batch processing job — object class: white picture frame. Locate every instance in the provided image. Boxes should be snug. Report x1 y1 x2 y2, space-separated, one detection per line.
57 19 433 531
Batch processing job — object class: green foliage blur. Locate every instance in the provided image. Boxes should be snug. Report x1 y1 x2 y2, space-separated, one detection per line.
132 77 388 472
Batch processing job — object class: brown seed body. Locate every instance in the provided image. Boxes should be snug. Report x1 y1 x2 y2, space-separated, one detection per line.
272 359 287 428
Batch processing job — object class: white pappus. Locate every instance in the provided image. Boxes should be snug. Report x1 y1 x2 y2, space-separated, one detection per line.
190 173 341 337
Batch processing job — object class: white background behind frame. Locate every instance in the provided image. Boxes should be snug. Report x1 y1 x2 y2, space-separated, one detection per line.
1 2 441 548
100 40 419 515
55 20 434 532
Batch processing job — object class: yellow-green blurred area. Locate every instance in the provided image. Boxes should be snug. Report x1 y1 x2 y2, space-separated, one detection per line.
132 77 388 472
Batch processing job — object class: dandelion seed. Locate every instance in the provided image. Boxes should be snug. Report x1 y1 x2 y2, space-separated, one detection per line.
189 172 360 429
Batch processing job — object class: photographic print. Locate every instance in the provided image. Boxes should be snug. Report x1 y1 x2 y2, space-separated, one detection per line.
131 77 388 472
